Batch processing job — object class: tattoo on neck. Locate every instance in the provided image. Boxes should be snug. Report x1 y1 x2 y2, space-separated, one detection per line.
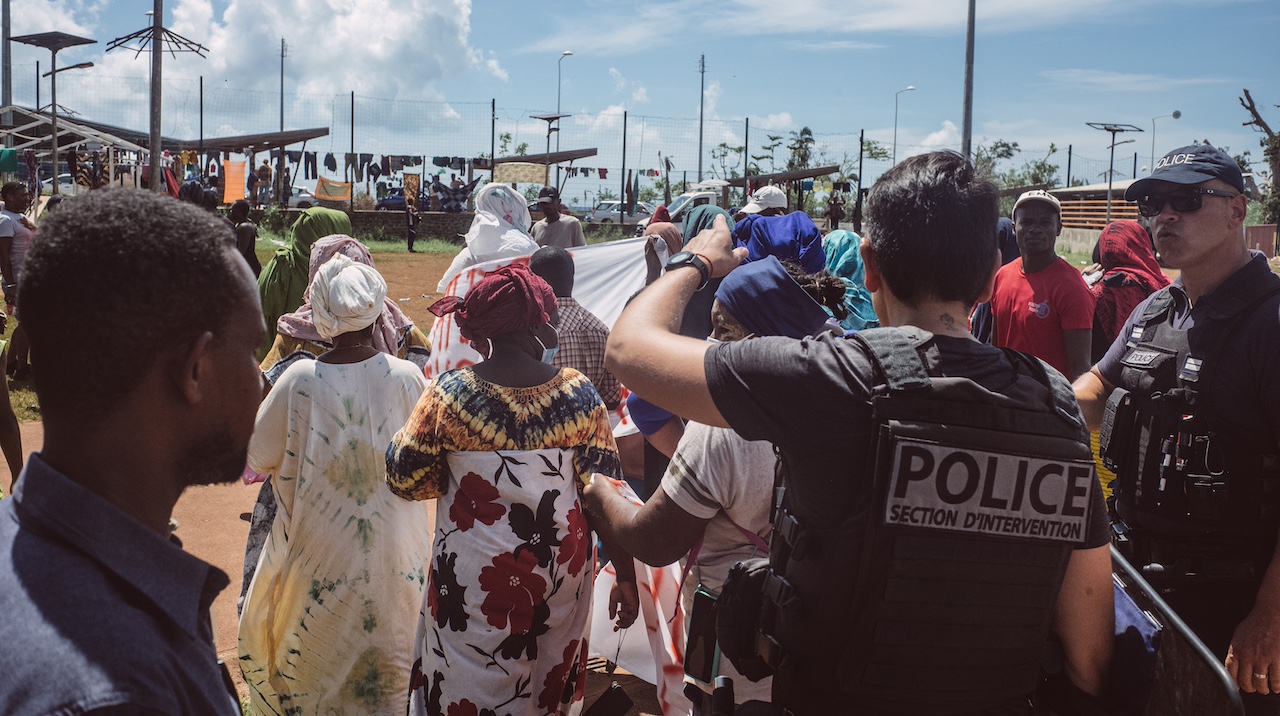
940 313 958 331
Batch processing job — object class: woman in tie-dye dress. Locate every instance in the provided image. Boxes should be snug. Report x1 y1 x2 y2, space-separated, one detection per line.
387 264 638 716
239 256 432 715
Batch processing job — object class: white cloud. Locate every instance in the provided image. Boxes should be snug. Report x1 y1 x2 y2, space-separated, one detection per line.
755 112 793 130
701 79 722 118
1041 68 1228 92
631 87 649 103
527 0 1131 53
784 39 884 51
609 68 627 93
921 120 960 148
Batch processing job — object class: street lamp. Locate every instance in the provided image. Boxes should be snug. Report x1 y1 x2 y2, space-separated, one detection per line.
892 85 916 166
555 50 573 185
1087 122 1144 222
13 32 97 195
1150 110 1182 169
532 113 569 186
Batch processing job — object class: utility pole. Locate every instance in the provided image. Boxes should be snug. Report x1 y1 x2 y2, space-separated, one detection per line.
961 0 975 160
856 128 865 232
150 0 162 191
106 0 206 192
278 38 286 206
697 54 705 182
3 0 11 146
198 75 203 179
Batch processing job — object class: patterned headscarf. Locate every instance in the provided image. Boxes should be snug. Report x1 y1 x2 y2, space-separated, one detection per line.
1091 220 1169 342
276 235 415 353
256 207 353 358
430 263 556 342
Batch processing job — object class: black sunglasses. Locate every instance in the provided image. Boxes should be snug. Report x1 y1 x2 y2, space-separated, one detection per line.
1135 187 1238 218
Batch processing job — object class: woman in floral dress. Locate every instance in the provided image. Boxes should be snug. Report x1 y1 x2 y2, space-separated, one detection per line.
387 264 638 716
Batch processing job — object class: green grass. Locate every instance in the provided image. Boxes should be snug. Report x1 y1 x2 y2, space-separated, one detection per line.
1 319 38 422
256 231 460 256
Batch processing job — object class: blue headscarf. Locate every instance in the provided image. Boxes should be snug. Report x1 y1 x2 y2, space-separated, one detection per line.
682 204 735 238
822 230 879 332
730 212 826 273
715 255 830 340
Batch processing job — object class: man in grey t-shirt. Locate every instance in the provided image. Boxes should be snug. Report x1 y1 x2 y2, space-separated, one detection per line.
531 186 586 249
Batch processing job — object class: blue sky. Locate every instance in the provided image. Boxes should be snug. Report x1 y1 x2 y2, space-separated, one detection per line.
10 0 1279 200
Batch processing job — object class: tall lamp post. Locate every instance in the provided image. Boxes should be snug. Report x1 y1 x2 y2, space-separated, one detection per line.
892 85 915 166
1087 122 1143 222
12 32 97 195
555 50 572 186
532 113 569 187
1150 110 1181 169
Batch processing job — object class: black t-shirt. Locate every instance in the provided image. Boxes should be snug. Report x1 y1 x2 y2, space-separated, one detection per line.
705 327 1109 546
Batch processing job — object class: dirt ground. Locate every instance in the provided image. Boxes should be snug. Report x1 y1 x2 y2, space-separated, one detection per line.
0 250 662 715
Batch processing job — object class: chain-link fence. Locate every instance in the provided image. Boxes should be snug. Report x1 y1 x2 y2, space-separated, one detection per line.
10 63 1126 211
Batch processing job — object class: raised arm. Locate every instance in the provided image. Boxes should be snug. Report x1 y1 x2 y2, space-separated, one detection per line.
605 215 746 428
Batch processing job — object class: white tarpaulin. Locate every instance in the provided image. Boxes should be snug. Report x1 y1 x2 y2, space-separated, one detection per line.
426 237 650 434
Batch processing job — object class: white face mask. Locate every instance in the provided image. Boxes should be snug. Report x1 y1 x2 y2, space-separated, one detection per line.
534 325 560 365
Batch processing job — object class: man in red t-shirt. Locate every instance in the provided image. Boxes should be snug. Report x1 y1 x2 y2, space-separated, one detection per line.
990 190 1094 379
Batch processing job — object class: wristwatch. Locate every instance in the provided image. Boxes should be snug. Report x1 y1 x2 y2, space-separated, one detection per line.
665 251 710 290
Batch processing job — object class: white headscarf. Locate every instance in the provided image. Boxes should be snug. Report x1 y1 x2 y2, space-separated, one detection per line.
436 183 539 292
309 255 388 339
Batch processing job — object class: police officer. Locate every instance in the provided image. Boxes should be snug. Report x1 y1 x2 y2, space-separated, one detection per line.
599 150 1114 714
1075 144 1280 711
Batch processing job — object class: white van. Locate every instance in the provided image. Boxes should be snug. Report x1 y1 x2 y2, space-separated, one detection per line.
634 190 721 234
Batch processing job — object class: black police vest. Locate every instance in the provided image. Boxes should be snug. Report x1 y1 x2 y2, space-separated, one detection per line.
1100 281 1280 540
759 328 1095 714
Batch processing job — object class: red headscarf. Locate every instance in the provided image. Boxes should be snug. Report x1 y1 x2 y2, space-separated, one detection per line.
430 263 556 342
652 205 672 224
1090 220 1170 342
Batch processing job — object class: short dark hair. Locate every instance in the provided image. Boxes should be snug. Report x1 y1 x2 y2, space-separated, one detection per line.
864 151 998 307
20 189 245 424
528 245 575 297
230 199 251 218
1 182 24 200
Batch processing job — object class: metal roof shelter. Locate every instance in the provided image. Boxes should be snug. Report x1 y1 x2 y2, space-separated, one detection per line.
725 165 841 213
65 116 328 154
493 148 597 166
0 105 146 154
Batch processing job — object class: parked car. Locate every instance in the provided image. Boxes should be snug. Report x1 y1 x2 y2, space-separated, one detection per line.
634 191 720 234
376 188 407 211
286 185 318 209
585 200 654 225
42 172 80 196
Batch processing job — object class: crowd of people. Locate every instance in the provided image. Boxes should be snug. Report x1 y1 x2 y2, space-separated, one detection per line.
0 140 1276 716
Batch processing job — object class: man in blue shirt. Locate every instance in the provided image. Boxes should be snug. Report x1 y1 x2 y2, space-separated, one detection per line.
0 188 266 715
